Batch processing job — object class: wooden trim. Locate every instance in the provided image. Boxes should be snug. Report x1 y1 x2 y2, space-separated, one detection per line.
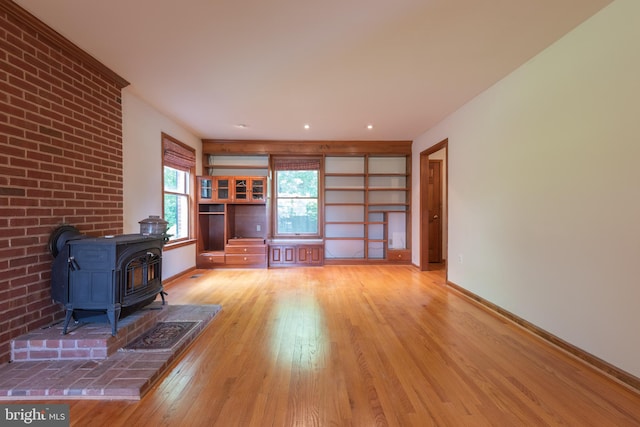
269 155 324 240
0 1 129 88
202 140 412 155
161 133 197 244
446 280 640 393
163 238 197 251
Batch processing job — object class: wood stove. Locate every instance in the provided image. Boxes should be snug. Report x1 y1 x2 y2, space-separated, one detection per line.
49 226 166 336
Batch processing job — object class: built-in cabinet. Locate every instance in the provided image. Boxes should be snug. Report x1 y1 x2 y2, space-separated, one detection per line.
196 162 268 268
269 242 324 267
198 176 265 203
196 143 411 268
195 199 267 268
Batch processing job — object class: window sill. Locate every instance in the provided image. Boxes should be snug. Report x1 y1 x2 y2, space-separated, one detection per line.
163 239 196 250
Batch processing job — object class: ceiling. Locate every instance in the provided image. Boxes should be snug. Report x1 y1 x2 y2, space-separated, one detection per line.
15 0 612 141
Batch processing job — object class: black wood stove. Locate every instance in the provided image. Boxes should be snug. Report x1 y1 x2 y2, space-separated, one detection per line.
49 225 166 336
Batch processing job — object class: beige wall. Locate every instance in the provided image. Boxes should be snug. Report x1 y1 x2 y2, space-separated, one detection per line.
122 89 201 279
412 0 640 377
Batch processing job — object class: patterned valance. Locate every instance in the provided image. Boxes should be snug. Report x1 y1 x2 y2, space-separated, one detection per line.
163 134 195 171
272 158 321 171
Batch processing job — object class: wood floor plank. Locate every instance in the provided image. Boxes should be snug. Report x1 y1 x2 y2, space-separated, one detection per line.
10 265 640 426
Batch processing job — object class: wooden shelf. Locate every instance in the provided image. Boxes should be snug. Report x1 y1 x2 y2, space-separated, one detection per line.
325 187 366 191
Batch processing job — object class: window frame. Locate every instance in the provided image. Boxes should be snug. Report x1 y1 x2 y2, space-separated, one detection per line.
271 156 323 239
161 133 196 247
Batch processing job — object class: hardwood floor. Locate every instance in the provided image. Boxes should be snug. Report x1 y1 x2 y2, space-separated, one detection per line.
26 266 640 426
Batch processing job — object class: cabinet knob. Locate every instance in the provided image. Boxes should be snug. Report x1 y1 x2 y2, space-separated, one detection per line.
243 248 247 252
243 257 247 261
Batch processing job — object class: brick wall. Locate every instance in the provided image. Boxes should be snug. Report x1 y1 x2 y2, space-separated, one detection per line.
0 5 127 363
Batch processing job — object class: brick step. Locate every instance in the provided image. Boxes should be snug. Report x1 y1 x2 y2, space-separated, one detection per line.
10 302 167 362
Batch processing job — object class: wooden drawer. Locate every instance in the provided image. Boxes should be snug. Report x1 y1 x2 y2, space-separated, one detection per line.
227 238 265 246
225 245 266 255
225 254 266 266
388 249 411 263
197 252 225 268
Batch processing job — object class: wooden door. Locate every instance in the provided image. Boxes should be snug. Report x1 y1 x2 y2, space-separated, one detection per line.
427 160 442 263
420 140 447 271
307 245 324 265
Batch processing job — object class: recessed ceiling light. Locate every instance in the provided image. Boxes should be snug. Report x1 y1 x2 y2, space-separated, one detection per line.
235 123 248 129
303 124 310 129
366 124 374 130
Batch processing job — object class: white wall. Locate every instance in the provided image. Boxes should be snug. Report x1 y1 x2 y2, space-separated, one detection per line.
122 89 201 279
412 0 640 378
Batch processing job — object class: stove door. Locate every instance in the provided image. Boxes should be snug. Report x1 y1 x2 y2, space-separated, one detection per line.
68 244 117 310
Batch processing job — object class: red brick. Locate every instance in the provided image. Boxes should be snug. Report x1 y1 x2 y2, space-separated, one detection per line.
0 11 123 365
8 74 38 93
29 350 60 359
0 99 26 117
45 339 61 349
0 122 25 137
9 217 38 227
11 351 28 361
12 95 40 113
0 58 24 79
61 349 92 359
5 33 36 56
25 53 51 73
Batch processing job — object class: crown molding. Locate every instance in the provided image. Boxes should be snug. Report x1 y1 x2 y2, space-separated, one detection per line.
0 1 129 89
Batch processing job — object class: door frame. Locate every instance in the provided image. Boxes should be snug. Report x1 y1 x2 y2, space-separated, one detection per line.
420 138 448 272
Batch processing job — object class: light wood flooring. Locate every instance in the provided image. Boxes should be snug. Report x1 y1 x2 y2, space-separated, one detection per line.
22 265 640 426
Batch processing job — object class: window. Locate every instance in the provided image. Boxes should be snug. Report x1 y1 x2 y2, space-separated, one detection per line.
273 157 322 237
162 133 195 243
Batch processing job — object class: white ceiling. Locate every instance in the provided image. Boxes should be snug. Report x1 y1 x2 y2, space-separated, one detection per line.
15 0 612 141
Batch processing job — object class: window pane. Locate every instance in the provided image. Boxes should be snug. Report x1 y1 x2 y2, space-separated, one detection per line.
164 193 189 239
276 170 318 197
277 199 318 234
164 166 187 192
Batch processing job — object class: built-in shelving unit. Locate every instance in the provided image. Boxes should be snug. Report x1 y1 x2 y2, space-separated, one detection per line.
197 140 412 268
324 155 410 263
196 155 269 268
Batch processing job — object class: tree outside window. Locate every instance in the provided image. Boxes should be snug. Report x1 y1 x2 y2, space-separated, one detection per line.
163 166 189 240
273 157 322 237
276 170 318 234
162 133 195 244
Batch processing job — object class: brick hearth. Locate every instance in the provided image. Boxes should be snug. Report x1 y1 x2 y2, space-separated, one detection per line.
11 303 163 362
0 304 221 400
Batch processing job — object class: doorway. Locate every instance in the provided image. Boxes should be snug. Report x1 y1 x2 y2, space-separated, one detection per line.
420 139 448 272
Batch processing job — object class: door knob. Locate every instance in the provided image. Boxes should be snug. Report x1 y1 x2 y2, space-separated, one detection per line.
433 214 439 219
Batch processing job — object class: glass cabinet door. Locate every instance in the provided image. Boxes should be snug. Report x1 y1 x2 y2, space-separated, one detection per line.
215 177 231 201
199 177 212 201
234 178 248 201
251 178 265 201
